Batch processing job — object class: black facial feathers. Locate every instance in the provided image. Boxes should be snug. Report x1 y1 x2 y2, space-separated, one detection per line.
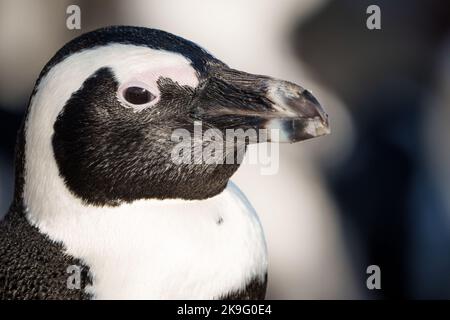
52 67 238 206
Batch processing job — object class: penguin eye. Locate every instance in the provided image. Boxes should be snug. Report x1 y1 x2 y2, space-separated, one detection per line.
123 86 155 105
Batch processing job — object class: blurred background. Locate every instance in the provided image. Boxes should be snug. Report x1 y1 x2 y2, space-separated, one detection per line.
1 0 450 299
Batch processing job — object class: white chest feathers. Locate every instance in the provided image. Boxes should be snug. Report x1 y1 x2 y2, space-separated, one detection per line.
26 181 267 299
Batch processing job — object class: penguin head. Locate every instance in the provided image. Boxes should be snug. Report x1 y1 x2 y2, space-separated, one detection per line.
20 26 329 207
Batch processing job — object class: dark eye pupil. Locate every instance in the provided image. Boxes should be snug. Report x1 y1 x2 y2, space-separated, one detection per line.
124 87 154 105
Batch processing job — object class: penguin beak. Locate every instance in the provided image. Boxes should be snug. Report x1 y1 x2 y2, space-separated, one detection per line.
193 67 330 143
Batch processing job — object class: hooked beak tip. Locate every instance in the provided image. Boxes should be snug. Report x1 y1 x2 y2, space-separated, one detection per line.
266 81 330 142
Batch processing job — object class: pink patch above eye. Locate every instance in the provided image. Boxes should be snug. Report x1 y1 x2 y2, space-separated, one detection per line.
117 64 199 111
133 64 198 94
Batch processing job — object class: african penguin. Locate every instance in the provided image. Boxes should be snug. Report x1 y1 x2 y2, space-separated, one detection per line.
0 26 329 300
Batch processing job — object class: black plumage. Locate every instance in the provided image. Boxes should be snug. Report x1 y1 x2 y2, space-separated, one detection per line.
0 203 91 300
